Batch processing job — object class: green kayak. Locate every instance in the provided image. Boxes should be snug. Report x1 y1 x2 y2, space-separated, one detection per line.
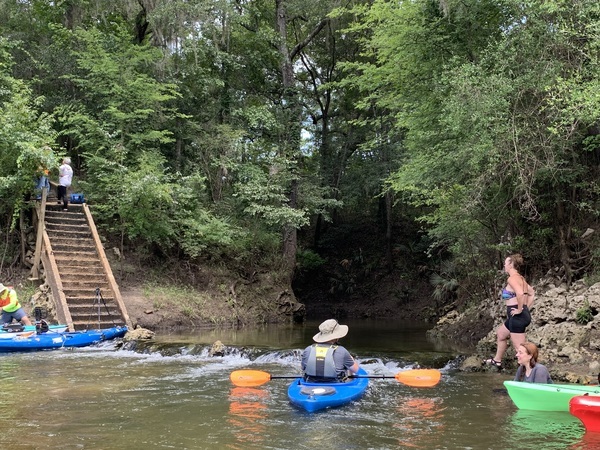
504 380 600 411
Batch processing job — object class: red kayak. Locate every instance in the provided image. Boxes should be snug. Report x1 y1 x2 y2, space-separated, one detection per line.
570 395 600 432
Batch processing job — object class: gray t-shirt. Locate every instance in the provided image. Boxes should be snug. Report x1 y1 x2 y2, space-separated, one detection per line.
514 363 553 383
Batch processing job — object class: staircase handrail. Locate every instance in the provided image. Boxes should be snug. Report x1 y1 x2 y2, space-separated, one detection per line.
82 203 133 329
37 204 75 331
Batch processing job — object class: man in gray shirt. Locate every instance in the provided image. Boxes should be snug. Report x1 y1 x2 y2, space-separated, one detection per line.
301 319 359 381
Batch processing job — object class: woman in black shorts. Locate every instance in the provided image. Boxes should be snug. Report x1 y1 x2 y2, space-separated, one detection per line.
484 254 534 369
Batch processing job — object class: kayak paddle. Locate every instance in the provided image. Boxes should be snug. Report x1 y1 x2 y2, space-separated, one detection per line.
230 370 298 387
230 368 441 387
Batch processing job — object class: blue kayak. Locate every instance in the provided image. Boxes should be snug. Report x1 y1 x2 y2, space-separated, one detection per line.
0 326 127 352
287 368 369 413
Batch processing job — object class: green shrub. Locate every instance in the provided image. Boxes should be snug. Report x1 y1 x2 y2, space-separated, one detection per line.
576 300 593 325
296 249 326 272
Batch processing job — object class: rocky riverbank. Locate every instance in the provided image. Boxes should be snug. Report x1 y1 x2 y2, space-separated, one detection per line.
429 276 600 383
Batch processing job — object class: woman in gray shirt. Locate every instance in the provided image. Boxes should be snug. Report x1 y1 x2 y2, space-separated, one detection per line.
514 341 552 383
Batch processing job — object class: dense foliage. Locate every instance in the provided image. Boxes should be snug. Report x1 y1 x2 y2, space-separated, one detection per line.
1 0 600 306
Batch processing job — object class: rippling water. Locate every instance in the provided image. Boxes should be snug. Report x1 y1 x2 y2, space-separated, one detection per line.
0 320 591 449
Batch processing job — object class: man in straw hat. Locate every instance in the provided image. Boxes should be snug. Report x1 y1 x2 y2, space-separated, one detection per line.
301 319 359 382
0 284 32 326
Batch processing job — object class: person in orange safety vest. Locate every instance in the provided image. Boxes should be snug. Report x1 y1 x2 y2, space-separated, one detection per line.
0 284 32 326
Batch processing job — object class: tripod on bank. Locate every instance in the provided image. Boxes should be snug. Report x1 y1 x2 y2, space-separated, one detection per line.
91 287 116 329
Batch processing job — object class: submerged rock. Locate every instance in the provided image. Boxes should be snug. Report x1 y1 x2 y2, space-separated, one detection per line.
124 327 155 341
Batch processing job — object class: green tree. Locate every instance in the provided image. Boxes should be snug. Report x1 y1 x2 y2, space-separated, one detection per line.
0 38 58 220
349 0 600 287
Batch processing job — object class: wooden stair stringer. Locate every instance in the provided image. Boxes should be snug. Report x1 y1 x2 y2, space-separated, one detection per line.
40 223 75 331
82 203 132 330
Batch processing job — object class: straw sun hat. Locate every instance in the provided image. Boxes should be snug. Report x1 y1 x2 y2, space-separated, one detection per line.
312 319 349 343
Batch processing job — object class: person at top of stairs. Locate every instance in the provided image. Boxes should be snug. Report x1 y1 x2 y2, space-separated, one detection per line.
58 157 73 211
0 284 32 326
34 165 50 200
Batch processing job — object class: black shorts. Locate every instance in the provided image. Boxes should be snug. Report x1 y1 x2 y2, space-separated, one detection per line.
504 305 531 333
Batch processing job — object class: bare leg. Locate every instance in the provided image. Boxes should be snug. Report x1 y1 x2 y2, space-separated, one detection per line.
493 324 511 362
510 332 526 356
21 316 32 326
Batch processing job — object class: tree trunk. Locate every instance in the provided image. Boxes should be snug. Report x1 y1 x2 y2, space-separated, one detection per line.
283 180 298 276
556 199 572 286
275 0 329 276
276 0 300 275
175 135 182 173
385 188 393 272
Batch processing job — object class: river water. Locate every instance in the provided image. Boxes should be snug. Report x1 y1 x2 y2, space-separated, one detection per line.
0 319 593 450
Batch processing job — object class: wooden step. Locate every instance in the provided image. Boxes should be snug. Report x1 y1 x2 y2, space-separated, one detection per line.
57 266 104 274
52 248 98 262
55 256 104 266
45 227 91 238
62 282 111 291
64 295 116 304
57 265 104 273
46 226 90 234
47 233 93 241
61 275 109 283
45 218 87 226
45 217 87 224
45 216 87 226
45 203 84 211
63 287 114 297
49 233 94 240
51 243 97 253
72 319 126 331
69 306 122 317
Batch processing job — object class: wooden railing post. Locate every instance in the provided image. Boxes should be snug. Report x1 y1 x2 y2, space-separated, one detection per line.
30 187 48 280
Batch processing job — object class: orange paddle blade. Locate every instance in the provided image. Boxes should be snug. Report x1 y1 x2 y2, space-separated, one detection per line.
395 369 441 387
15 331 35 339
230 370 272 387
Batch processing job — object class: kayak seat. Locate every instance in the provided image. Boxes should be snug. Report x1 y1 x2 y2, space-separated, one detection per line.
300 386 337 396
303 375 345 383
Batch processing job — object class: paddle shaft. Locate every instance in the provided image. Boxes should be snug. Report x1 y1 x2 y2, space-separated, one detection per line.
352 375 398 379
270 375 396 380
230 368 442 387
272 374 424 380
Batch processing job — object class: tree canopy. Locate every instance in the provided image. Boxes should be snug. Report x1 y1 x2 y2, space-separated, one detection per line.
1 0 600 304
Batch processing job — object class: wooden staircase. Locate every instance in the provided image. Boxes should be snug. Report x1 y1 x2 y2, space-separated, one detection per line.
35 202 132 331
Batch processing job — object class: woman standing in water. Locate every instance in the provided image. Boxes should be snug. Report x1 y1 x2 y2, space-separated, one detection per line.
484 253 535 369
